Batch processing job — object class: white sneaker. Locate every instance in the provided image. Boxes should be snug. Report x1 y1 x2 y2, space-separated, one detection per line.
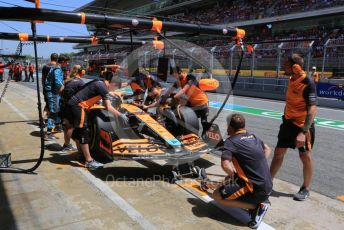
248 201 270 229
85 160 104 170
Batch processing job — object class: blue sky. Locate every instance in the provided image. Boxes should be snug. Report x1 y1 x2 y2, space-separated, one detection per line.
0 0 93 57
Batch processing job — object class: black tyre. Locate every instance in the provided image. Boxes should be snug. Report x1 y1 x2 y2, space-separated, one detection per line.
176 106 200 135
89 110 116 163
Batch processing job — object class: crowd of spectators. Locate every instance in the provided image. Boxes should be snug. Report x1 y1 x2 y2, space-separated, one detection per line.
169 0 342 24
170 0 273 24
193 26 344 59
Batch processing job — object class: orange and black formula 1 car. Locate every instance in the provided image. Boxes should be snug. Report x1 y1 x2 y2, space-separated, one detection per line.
87 89 216 179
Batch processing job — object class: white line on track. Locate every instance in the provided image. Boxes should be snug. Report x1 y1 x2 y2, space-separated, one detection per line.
3 96 158 230
235 95 344 113
176 181 275 230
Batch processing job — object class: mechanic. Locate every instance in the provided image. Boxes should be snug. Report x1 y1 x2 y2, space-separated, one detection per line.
0 61 4 82
141 84 164 110
28 63 35 82
8 63 13 80
67 65 128 170
60 65 85 152
19 63 23 81
201 113 272 229
270 53 317 201
44 54 69 140
13 63 19 82
128 72 146 99
23 63 28 82
169 66 209 130
62 62 71 81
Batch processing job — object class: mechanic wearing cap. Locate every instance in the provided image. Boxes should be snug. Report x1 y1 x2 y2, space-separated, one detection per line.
170 66 209 130
310 66 320 83
270 53 317 201
201 113 272 229
44 54 69 140
67 66 128 170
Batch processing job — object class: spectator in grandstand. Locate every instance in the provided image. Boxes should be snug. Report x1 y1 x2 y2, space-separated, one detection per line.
270 53 317 201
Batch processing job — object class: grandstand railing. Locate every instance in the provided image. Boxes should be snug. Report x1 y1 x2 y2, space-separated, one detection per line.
70 38 344 79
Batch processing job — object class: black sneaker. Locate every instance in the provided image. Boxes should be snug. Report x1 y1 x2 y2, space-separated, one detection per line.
248 200 270 229
293 186 310 201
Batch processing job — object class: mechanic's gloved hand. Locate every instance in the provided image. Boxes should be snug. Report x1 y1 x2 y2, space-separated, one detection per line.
118 113 129 124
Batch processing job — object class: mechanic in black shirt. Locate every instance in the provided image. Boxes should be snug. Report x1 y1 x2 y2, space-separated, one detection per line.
67 67 127 170
60 65 85 152
202 113 272 229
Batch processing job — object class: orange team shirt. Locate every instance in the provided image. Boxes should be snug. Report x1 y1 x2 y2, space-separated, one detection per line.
284 73 317 127
312 72 320 83
178 75 208 107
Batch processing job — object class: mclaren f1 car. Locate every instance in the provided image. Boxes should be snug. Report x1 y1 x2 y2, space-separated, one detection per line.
86 83 221 179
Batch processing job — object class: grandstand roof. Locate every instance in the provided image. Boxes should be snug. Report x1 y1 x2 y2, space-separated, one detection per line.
75 0 152 12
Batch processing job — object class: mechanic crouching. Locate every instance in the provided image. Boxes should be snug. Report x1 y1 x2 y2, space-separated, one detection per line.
67 66 128 170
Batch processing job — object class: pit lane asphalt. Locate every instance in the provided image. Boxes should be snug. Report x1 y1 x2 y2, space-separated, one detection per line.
19 81 344 199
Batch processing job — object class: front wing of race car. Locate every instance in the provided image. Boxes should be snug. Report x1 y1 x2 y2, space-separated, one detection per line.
97 126 210 162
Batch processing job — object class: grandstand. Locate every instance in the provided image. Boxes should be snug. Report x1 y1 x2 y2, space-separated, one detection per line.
75 0 344 78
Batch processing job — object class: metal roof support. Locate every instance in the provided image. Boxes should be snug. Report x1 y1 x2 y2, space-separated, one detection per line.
322 39 330 78
0 7 244 37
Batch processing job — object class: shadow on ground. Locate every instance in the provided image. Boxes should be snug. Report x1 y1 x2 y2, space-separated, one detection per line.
188 197 247 227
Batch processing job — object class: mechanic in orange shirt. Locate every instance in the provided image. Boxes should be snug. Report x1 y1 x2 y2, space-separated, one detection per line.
29 63 35 82
170 66 209 130
270 54 317 201
0 61 4 82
